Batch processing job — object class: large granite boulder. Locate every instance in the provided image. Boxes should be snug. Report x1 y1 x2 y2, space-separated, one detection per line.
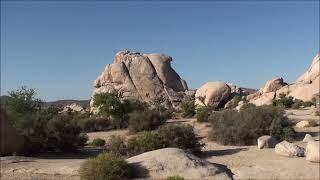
305 141 320 163
127 148 232 179
0 108 24 156
257 135 277 149
91 50 188 111
195 81 231 108
275 141 305 157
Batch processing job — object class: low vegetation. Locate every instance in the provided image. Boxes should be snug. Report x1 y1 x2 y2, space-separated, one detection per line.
180 97 196 118
106 125 203 157
90 138 106 147
196 106 213 122
79 152 130 180
127 124 203 156
166 175 185 180
273 93 314 109
5 87 87 153
128 109 166 132
209 105 294 145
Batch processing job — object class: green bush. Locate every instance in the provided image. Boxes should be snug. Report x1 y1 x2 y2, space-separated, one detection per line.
292 99 314 109
79 152 130 180
107 135 127 156
196 106 212 122
180 98 196 118
5 87 88 153
209 105 294 145
166 175 185 180
240 102 256 110
93 92 149 129
127 125 203 156
77 117 111 132
128 109 166 132
273 94 294 108
90 138 106 147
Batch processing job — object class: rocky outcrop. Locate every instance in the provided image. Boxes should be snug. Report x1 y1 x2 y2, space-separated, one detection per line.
295 120 317 128
0 108 24 156
257 135 277 149
62 103 86 113
305 141 320 163
275 141 305 157
303 134 314 143
127 148 232 179
249 54 320 105
91 50 188 110
195 82 231 108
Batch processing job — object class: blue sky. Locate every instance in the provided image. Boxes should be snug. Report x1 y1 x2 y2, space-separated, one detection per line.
1 1 319 101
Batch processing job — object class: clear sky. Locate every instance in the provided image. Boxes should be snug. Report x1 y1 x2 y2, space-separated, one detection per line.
1 0 319 101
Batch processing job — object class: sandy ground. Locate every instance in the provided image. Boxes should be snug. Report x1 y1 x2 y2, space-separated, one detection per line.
1 107 319 180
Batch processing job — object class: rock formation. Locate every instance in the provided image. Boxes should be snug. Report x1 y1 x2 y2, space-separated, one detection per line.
275 141 305 157
127 148 232 179
90 50 188 110
257 135 277 149
305 141 320 163
195 81 231 108
62 103 86 113
248 54 320 105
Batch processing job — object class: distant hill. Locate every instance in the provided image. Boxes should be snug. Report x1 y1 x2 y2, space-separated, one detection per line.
0 96 90 108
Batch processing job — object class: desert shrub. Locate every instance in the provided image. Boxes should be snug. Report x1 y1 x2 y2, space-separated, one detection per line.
273 94 294 108
180 98 196 118
5 87 87 153
90 138 106 147
240 102 256 110
127 125 203 156
209 105 294 145
196 106 213 122
166 175 185 180
77 117 111 132
127 131 165 156
292 99 314 109
107 135 127 155
93 92 149 129
79 152 130 180
158 125 203 154
46 114 89 152
128 109 166 132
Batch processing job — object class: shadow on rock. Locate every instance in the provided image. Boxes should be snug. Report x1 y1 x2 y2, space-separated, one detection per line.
211 162 235 180
129 162 149 178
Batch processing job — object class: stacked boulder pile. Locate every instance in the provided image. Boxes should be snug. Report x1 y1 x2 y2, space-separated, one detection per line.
90 50 189 111
248 54 320 106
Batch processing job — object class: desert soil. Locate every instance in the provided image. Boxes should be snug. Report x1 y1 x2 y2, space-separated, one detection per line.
1 107 319 180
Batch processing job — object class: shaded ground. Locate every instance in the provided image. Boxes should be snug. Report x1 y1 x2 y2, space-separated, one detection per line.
1 107 319 179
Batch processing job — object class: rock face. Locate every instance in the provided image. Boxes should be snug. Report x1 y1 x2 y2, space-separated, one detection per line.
295 120 317 128
0 108 24 156
249 54 320 105
303 134 314 143
275 141 305 157
127 148 232 179
261 78 287 93
195 82 231 108
257 136 277 149
91 50 188 110
305 141 320 162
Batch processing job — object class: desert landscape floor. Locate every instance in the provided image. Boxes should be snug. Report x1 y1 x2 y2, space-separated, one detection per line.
1 107 319 180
